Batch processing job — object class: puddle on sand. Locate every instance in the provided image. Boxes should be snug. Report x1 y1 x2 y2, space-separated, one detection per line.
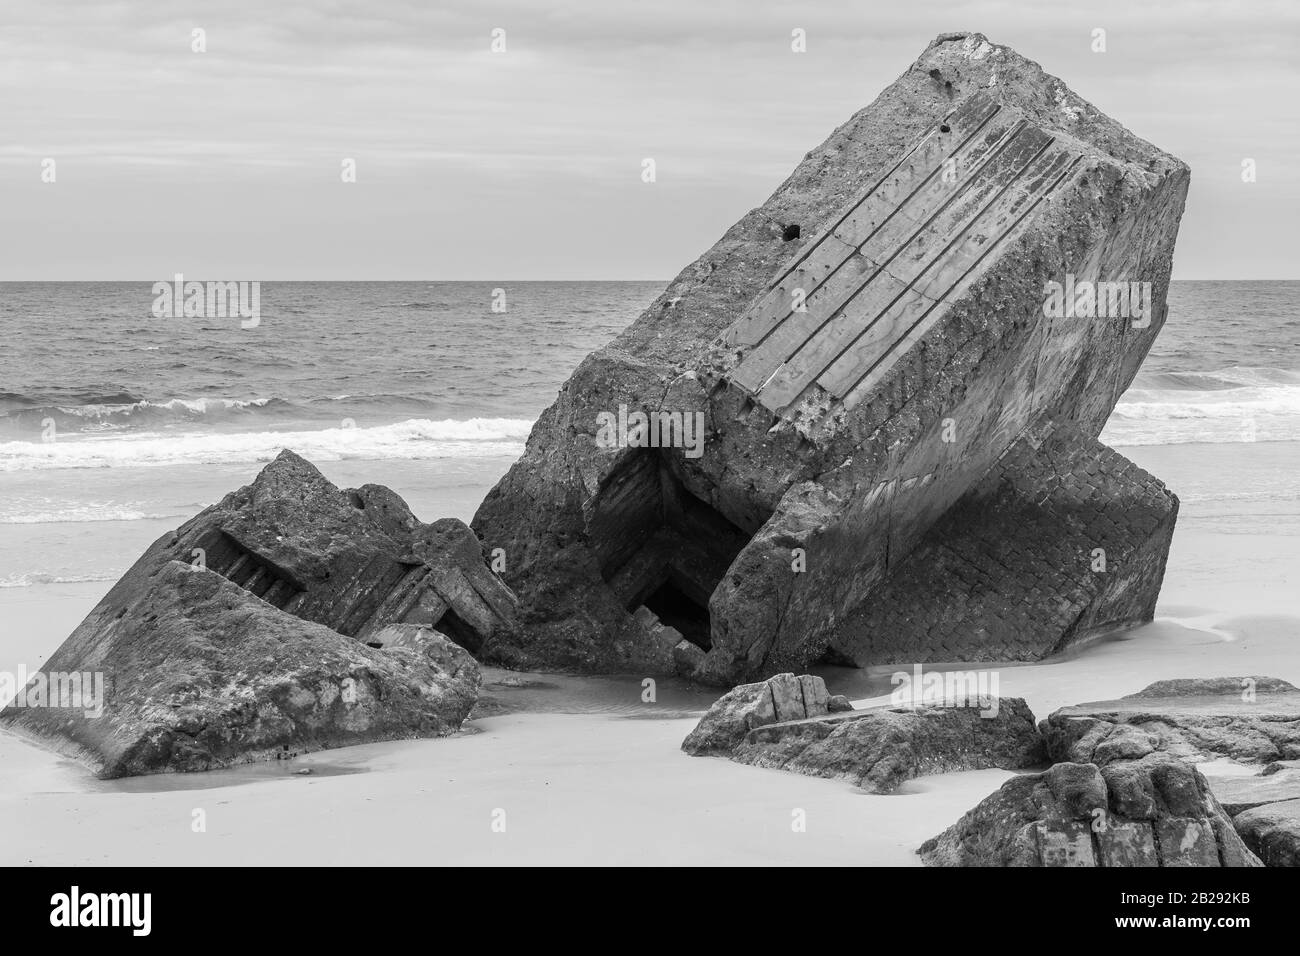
475 668 721 718
81 757 368 794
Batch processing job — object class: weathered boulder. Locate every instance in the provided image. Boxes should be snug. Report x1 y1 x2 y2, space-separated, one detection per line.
472 31 1188 684
683 675 1043 793
0 451 513 776
919 753 1261 867
681 673 834 754
1039 677 1300 866
0 563 481 778
1233 799 1300 867
1043 677 1300 765
736 699 1045 793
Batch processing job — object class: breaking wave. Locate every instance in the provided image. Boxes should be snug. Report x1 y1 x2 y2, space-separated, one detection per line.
0 417 533 471
0 506 187 524
0 396 290 434
0 571 120 589
1105 368 1300 446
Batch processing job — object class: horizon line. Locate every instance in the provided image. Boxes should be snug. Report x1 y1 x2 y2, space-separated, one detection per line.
2 277 1297 284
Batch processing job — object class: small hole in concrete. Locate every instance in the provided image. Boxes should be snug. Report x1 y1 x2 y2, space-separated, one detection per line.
365 641 383 649
940 124 951 133
782 224 801 241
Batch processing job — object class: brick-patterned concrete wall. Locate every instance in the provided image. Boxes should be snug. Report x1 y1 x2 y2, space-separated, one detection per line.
830 422 1178 664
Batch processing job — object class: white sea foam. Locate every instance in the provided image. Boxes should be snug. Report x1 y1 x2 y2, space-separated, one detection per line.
1104 382 1300 446
4 372 1299 470
0 417 533 471
0 571 119 588
0 507 184 524
55 397 272 419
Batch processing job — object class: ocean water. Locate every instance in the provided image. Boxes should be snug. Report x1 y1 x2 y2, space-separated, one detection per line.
0 279 1297 590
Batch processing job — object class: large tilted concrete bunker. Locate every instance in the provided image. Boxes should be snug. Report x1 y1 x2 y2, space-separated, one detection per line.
472 32 1188 685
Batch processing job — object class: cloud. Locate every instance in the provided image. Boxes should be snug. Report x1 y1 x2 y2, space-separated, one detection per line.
1 0 1296 277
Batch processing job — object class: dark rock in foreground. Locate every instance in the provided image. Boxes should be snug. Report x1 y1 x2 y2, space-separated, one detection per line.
472 31 1187 684
0 451 510 776
683 674 1043 794
918 676 1298 866
1043 677 1300 765
919 754 1261 867
1233 799 1300 867
1 563 480 778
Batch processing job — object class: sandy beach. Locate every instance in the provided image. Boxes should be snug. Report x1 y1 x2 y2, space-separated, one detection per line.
1 439 1295 866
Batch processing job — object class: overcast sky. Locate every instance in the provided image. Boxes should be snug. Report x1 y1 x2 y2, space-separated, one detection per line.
1 0 1296 279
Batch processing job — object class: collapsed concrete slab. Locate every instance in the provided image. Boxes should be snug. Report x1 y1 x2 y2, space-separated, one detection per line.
473 32 1189 684
170 450 520 653
0 563 482 778
829 421 1178 664
0 451 516 776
